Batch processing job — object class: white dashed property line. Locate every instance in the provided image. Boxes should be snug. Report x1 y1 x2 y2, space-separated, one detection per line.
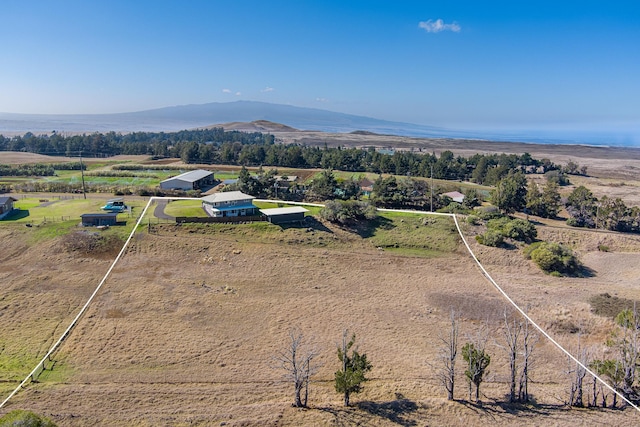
0 197 188 409
2 199 637 414
450 213 640 413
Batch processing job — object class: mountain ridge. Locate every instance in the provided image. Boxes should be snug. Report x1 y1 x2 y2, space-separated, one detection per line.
1 100 638 147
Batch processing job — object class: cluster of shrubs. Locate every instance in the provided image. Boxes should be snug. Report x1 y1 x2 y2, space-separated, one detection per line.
474 216 537 247
470 212 580 276
320 200 377 226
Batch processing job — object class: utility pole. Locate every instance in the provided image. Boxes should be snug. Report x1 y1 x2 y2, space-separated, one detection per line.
79 150 87 199
430 163 433 212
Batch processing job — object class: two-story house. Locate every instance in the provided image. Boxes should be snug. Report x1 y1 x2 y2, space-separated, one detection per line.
201 191 258 218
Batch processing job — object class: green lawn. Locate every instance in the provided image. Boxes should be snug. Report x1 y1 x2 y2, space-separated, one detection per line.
163 200 207 217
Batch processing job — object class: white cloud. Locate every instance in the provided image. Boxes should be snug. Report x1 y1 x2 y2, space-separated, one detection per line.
222 88 232 93
418 19 461 33
261 86 274 93
315 97 328 102
235 91 241 96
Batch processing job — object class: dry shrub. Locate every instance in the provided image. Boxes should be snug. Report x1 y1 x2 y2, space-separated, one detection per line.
429 292 506 323
61 231 124 256
589 293 638 319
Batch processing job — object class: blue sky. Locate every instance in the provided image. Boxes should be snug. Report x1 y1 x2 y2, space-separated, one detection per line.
1 0 639 134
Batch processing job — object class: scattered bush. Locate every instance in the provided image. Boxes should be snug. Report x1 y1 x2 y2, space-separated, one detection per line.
524 241 580 275
0 410 57 426
475 229 504 247
466 215 480 225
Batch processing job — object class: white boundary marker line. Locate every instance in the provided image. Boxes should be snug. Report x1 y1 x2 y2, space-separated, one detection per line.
0 196 198 409
1 199 638 414
450 213 640 413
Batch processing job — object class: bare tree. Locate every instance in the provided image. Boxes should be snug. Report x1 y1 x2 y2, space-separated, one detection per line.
568 337 590 407
274 328 318 408
435 310 459 401
501 310 521 403
518 309 538 403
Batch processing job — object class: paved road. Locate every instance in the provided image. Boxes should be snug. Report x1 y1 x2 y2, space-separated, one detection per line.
153 200 174 220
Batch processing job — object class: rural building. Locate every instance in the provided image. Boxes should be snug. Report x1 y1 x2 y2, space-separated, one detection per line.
201 191 258 218
442 191 465 203
160 169 215 191
274 175 299 187
359 178 374 196
0 196 18 219
260 206 308 224
80 213 118 227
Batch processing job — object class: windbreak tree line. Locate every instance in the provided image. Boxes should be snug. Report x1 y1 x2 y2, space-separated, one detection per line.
0 129 555 181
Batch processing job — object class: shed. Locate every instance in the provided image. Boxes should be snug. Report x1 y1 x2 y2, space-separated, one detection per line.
160 169 215 191
260 206 308 224
80 213 118 227
0 196 18 219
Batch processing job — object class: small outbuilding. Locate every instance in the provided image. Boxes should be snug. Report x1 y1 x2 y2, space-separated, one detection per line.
80 213 118 227
160 169 215 191
260 206 308 224
0 196 18 219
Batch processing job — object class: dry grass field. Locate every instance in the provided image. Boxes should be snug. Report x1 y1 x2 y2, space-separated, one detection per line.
1 210 640 425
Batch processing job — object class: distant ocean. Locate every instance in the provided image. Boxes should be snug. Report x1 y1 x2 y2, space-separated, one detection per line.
0 110 638 148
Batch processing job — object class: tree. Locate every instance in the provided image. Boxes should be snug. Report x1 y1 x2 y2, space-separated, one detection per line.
335 331 372 406
274 328 318 408
462 342 491 402
309 169 338 201
437 310 459 400
614 305 640 398
590 359 625 408
490 172 527 214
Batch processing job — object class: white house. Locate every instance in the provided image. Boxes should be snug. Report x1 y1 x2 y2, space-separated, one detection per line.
160 169 215 191
201 191 258 218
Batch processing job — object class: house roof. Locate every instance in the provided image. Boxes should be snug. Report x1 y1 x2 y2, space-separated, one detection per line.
81 213 118 219
0 196 18 204
442 191 465 199
161 169 213 184
274 175 298 182
260 207 308 216
201 191 255 203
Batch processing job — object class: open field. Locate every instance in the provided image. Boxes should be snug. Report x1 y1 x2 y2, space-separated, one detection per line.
1 208 640 425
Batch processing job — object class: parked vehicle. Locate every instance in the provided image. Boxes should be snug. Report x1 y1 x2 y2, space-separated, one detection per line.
101 197 128 212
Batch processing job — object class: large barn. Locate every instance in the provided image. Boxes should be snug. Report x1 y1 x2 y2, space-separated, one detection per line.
160 169 215 191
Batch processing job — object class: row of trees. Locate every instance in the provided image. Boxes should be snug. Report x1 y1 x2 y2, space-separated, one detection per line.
490 173 640 233
0 129 557 182
277 310 539 409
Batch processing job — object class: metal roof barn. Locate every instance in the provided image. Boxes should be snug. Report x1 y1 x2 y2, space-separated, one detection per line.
160 169 214 191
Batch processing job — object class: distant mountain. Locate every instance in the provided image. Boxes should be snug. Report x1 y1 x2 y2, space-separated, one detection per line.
0 101 449 137
1 101 638 146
